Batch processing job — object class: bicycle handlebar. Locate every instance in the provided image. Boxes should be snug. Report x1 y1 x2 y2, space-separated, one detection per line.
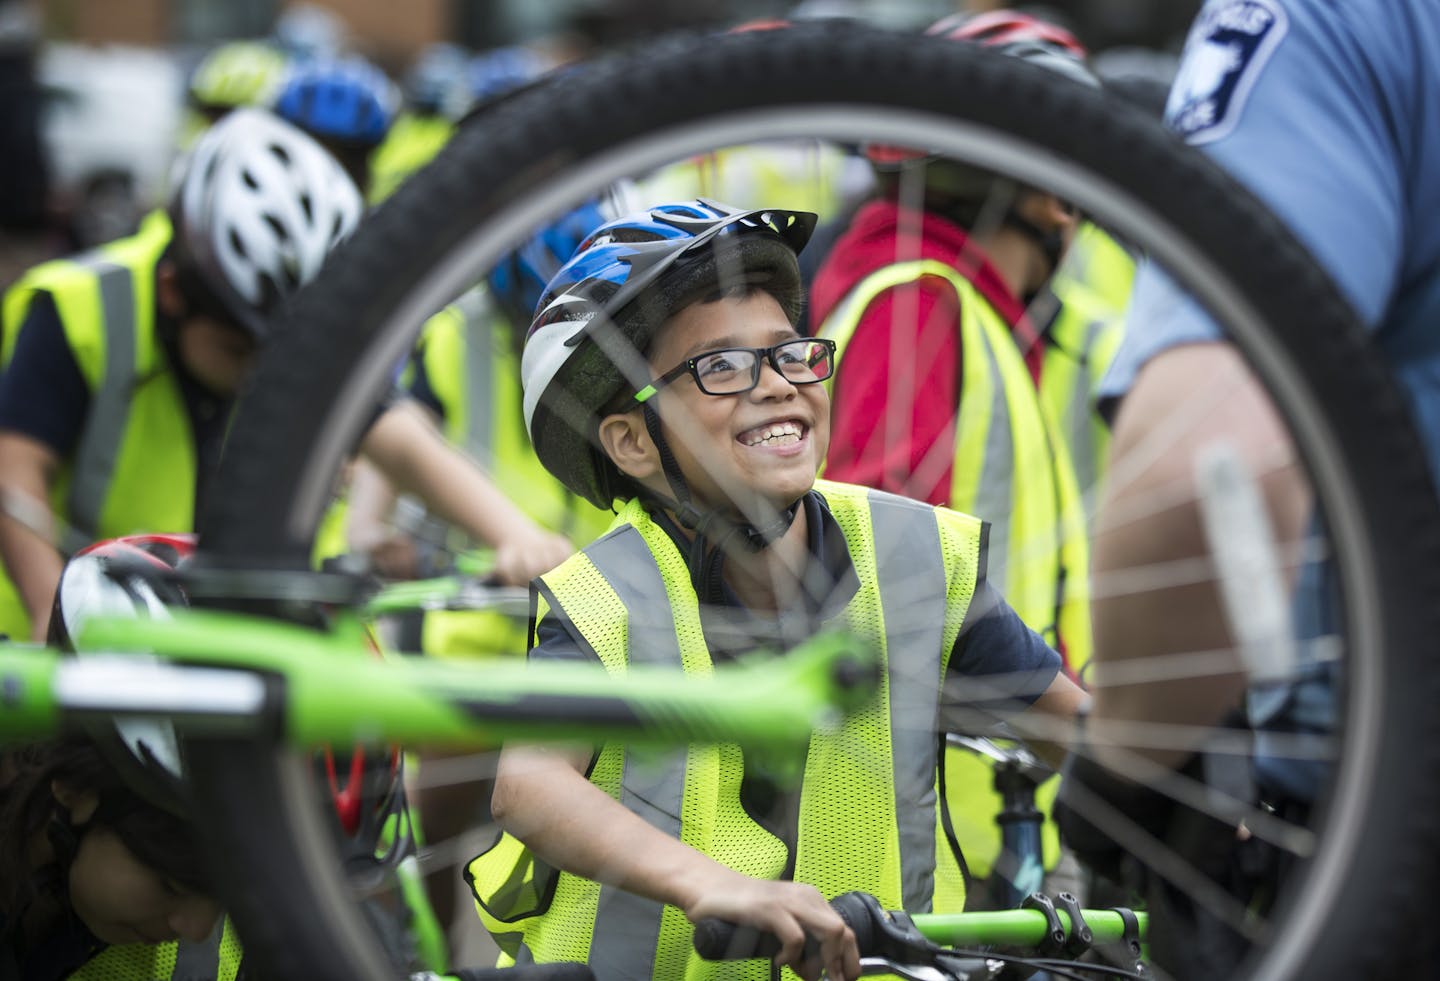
691 919 795 961
438 966 595 981
693 892 884 962
411 966 595 981
694 891 1146 970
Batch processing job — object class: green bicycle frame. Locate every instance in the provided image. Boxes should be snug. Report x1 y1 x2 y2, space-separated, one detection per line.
0 608 877 772
363 575 526 617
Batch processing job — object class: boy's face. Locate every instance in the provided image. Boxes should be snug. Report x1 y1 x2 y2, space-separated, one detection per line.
176 317 257 397
55 786 223 947
638 290 830 519
69 824 224 946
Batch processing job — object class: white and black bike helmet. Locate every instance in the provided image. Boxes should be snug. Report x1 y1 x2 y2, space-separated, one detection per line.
170 106 363 339
50 534 412 875
49 534 199 816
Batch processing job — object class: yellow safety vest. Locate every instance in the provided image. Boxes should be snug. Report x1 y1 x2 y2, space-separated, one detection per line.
412 295 611 658
368 111 456 205
469 481 984 979
0 211 191 640
816 259 1090 670
634 141 859 218
1042 224 1133 500
817 260 1089 884
68 916 243 981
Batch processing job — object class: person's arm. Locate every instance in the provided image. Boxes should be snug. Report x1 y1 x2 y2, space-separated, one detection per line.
0 292 91 639
1086 0 1405 771
1090 342 1309 769
493 619 861 979
358 401 573 586
491 745 859 981
1023 673 1089 767
945 577 1087 767
0 432 64 639
343 455 418 579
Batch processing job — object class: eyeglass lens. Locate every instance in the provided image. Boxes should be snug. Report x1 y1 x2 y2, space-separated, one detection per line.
694 339 835 395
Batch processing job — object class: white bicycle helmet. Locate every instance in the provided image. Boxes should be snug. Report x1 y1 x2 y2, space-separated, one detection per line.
170 106 363 339
51 534 413 873
50 534 197 816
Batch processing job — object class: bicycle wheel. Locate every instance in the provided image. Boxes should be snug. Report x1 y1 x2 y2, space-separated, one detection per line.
187 22 1440 981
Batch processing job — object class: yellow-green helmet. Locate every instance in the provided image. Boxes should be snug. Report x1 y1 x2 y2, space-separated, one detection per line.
188 40 289 119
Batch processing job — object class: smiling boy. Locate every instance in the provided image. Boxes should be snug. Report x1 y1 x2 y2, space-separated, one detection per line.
469 200 1088 981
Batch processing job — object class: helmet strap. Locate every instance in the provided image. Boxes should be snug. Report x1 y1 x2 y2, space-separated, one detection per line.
44 809 83 874
36 800 88 916
1003 206 1065 280
639 404 802 598
642 403 703 529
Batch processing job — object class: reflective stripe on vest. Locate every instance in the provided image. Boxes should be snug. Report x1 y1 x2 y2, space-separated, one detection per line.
1044 223 1133 500
66 254 137 538
1040 291 1123 499
418 293 610 544
419 289 497 452
416 294 613 657
817 260 1090 668
477 480 981 979
69 916 243 981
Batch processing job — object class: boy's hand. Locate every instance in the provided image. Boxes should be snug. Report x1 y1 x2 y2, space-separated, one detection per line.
685 873 860 981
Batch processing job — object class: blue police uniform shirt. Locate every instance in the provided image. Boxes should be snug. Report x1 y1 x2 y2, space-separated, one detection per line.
1103 0 1440 471
1099 0 1440 802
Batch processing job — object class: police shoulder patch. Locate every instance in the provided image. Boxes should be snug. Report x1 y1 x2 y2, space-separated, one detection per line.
1166 0 1290 145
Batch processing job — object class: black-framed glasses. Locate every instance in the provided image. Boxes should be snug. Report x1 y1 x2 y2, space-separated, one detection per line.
630 337 837 405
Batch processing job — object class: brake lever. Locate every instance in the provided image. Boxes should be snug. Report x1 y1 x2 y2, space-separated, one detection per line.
835 892 1006 980
448 577 529 615
858 956 1004 980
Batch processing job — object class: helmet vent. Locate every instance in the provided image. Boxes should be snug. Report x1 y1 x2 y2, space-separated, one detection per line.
264 213 289 242
229 228 248 258
241 167 260 190
299 193 314 222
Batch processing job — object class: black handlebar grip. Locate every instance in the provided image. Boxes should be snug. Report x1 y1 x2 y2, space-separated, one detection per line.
693 891 889 962
829 891 880 955
692 919 784 960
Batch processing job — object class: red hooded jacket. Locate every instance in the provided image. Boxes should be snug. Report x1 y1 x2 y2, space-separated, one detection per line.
808 198 1043 506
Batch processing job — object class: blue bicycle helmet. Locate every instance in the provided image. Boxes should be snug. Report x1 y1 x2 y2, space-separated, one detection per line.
520 199 816 510
272 2 346 63
405 42 469 117
273 56 399 149
487 198 609 328
467 45 546 107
